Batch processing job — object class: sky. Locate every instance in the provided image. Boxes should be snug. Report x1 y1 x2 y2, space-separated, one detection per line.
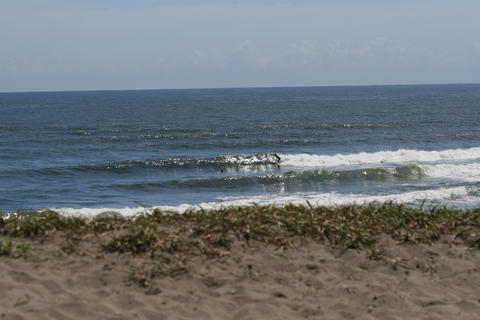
1 0 480 92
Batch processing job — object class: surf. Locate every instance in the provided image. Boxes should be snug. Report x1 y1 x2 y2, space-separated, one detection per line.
279 147 480 168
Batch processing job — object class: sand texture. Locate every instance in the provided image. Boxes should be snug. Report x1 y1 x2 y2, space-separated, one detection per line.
2 234 480 320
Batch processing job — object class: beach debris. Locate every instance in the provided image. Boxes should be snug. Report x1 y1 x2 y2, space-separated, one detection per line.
273 292 287 298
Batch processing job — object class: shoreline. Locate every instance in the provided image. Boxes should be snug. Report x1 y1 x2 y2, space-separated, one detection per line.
2 203 480 319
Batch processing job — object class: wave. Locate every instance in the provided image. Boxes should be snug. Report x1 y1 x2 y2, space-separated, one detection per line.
87 153 280 172
214 186 472 210
420 163 480 182
13 147 480 176
52 186 473 217
10 162 478 193
75 165 425 192
1 153 283 176
279 147 480 168
5 149 480 187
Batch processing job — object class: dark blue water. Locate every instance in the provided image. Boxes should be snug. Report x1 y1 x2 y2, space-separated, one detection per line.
2 84 480 215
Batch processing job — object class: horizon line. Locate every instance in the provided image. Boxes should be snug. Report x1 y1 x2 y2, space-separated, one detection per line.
1 81 479 95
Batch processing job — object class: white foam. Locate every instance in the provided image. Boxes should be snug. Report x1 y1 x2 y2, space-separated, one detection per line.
420 163 480 182
51 186 472 217
211 186 470 209
52 206 152 219
279 147 480 168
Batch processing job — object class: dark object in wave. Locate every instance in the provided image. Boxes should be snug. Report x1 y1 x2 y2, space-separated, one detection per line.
274 153 281 163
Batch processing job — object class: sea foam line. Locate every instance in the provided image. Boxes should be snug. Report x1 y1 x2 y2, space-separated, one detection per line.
52 186 471 217
214 186 470 210
279 147 480 168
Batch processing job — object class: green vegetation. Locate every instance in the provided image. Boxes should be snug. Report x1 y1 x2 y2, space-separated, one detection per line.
106 216 161 254
2 202 479 287
1 210 88 238
1 202 480 256
0 240 29 258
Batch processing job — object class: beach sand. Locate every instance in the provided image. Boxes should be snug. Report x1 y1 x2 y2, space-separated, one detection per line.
2 232 480 320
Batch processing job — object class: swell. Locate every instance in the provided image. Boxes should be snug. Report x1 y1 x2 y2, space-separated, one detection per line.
0 153 282 176
2 164 424 191
108 165 424 191
5 147 480 178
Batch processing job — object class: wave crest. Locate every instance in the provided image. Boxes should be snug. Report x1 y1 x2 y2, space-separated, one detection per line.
280 147 480 168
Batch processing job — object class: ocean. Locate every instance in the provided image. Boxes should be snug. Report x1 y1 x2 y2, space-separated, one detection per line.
1 84 480 217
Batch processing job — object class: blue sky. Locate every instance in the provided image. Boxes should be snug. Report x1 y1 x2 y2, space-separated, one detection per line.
1 0 479 91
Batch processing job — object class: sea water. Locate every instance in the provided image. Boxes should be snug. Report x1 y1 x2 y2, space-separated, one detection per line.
1 84 480 217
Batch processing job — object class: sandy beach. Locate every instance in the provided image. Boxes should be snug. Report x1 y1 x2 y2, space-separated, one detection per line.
1 205 480 319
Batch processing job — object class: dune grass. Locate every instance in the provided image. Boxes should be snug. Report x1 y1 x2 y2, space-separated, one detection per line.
1 202 480 256
0 239 29 258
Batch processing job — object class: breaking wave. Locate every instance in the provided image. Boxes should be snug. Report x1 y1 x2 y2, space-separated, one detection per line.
279 147 480 168
52 186 473 217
